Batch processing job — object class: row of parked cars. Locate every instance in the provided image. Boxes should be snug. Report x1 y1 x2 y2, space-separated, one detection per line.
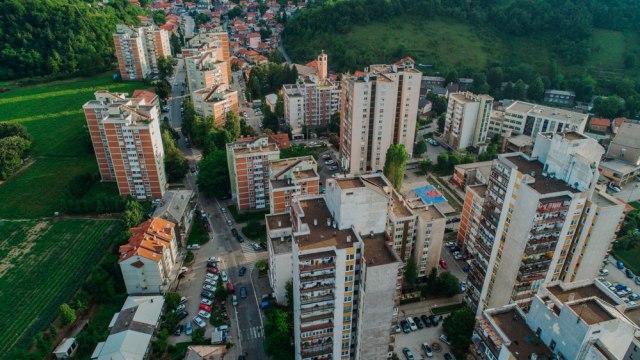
599 279 640 305
399 314 441 333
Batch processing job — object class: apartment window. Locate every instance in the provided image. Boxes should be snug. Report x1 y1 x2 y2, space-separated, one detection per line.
343 325 350 331
345 275 353 282
346 254 354 260
344 296 352 302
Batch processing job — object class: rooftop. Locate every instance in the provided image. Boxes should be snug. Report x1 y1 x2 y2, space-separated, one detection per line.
295 197 358 251
503 155 578 194
506 101 587 125
455 160 494 170
569 299 614 325
491 308 553 359
152 190 194 224
391 191 413 218
336 178 366 189
469 184 488 198
269 235 292 255
547 283 612 305
591 190 620 208
362 233 400 267
507 135 533 148
266 213 292 230
599 159 640 174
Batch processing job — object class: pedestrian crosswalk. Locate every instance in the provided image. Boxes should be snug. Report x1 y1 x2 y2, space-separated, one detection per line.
242 326 264 340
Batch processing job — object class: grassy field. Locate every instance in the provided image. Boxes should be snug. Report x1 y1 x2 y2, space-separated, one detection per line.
0 76 144 218
0 219 120 356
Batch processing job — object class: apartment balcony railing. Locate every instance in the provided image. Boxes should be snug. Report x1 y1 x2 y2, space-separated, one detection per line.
301 293 335 305
527 235 559 246
524 246 554 256
300 271 335 283
301 311 334 323
300 261 336 272
516 272 546 283
300 320 333 333
301 345 333 358
301 330 333 341
533 215 566 225
301 303 334 314
300 283 335 293
531 227 561 236
521 255 552 266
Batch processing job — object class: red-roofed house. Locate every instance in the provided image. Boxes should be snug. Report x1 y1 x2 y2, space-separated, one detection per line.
269 133 291 149
247 32 261 49
612 117 628 134
118 217 179 294
254 54 268 65
589 117 611 133
132 89 159 106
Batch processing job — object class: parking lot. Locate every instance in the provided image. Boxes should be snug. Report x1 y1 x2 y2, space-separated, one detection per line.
600 257 640 303
394 317 453 360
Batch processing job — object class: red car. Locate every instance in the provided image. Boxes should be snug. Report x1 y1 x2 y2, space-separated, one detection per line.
440 258 448 269
226 281 235 292
199 304 212 312
207 267 220 274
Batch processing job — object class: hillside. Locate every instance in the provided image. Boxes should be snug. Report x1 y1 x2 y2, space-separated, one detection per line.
0 0 143 80
282 0 640 84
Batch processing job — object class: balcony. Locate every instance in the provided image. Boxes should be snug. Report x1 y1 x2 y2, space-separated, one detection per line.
301 345 333 358
301 283 335 293
300 261 336 272
301 303 334 314
300 271 335 282
524 246 553 256
301 329 333 341
301 293 335 305
301 311 334 322
533 214 566 225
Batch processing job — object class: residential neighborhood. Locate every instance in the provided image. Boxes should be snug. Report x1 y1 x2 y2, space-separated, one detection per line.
3 0 640 360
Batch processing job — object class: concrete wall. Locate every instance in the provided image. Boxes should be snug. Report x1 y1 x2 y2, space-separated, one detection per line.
270 250 292 305
415 213 446 276
120 257 164 294
325 181 388 234
358 262 399 360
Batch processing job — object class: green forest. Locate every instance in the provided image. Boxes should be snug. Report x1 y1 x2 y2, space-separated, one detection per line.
283 0 640 93
0 0 144 80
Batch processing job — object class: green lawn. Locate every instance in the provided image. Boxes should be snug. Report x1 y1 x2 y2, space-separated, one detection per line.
0 219 120 357
615 249 640 274
0 76 144 218
188 216 211 245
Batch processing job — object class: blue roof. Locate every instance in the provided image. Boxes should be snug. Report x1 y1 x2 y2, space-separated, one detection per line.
413 185 447 206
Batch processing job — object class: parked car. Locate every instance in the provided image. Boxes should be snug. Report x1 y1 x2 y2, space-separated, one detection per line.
328 165 338 171
174 324 183 336
406 317 418 331
422 343 434 357
208 256 220 263
608 182 622 192
232 294 238 306
201 298 213 306
221 207 227 213
618 261 625 269
421 314 431 328
401 320 411 333
395 324 401 333
231 228 239 236
325 160 335 165
402 347 415 360
239 266 247 276
204 278 217 286
207 267 220 275
599 268 609 276
161 106 170 112
636 276 640 286
177 311 189 320
185 321 192 335
429 315 439 327
259 242 268 250
240 287 247 299
179 296 188 305
201 290 215 299
460 282 467 292
413 316 423 329
454 253 464 260
198 310 211 319
186 244 200 250
227 219 233 226
175 303 186 312
627 269 635 279
440 258 448 269
199 304 212 312
203 284 216 291
205 273 219 280
445 241 456 247
322 154 331 159
226 281 235 292
236 235 244 243
192 316 206 328
251 242 262 251
629 293 640 301
440 334 451 345
221 271 228 282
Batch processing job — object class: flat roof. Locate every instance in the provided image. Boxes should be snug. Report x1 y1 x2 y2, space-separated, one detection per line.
266 213 291 230
547 284 613 305
569 299 614 325
269 235 292 255
455 160 494 170
491 308 553 359
362 233 399 266
295 198 358 251
506 101 587 125
231 143 278 155
592 191 619 207
469 184 488 198
270 156 315 175
336 178 365 189
600 159 640 174
504 155 578 194
391 191 412 218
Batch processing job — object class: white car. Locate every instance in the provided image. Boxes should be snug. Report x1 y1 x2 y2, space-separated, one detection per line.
179 267 189 274
599 268 609 276
439 334 451 345
206 273 219 281
325 160 335 165
175 303 186 312
203 284 216 291
221 271 228 282
232 294 238 306
204 278 217 286
186 244 200 250
221 207 227 213
460 281 467 292
192 316 206 328
406 317 418 331
208 256 220 263
201 298 213 306
608 182 622 192
198 310 211 319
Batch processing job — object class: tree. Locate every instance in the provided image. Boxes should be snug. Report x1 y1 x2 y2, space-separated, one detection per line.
170 33 182 55
215 277 228 302
155 80 172 101
414 140 427 156
122 199 144 228
197 150 230 198
164 292 182 310
240 118 258 137
264 308 294 359
59 303 76 325
383 144 408 191
513 79 527 100
528 76 545 101
162 130 188 182
419 158 432 174
445 69 459 85
426 92 447 116
437 113 446 133
153 11 166 26
487 67 504 90
443 308 475 359
157 56 174 80
437 271 460 297
593 96 625 118
329 111 341 133
192 328 206 343
404 255 418 286
224 112 241 140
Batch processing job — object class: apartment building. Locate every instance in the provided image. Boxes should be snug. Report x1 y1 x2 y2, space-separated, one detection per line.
601 120 640 185
266 213 294 305
269 156 319 214
291 193 401 360
83 91 166 200
488 101 588 141
443 92 494 150
474 281 640 360
458 184 487 253
182 31 231 84
191 84 239 126
462 131 626 315
283 53 341 136
113 24 171 80
452 160 493 190
185 48 230 94
340 57 422 174
118 217 178 294
226 136 280 211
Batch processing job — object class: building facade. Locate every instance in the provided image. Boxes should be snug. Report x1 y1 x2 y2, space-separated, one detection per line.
443 92 494 150
118 218 178 295
113 24 171 81
340 58 421 174
463 131 625 315
83 91 166 200
182 32 231 84
185 48 230 94
226 137 280 212
191 84 239 126
269 156 320 214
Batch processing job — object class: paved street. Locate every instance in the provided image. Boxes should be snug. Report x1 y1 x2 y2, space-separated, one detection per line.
614 181 640 203
394 323 453 360
231 71 263 134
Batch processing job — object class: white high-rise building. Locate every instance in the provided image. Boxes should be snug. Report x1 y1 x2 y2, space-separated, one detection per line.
443 92 493 150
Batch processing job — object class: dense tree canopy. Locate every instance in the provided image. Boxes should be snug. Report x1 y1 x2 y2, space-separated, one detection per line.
0 0 144 80
383 144 408 191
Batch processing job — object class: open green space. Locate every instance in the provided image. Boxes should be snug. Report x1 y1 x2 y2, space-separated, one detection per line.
615 249 640 274
187 215 210 245
0 76 144 218
0 218 119 356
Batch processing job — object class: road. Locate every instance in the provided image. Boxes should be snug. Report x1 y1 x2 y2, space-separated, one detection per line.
166 63 268 358
231 71 263 134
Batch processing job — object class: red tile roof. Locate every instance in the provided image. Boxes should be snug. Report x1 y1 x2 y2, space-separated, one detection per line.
132 89 158 105
590 117 611 128
614 117 628 127
269 133 291 149
119 217 176 263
